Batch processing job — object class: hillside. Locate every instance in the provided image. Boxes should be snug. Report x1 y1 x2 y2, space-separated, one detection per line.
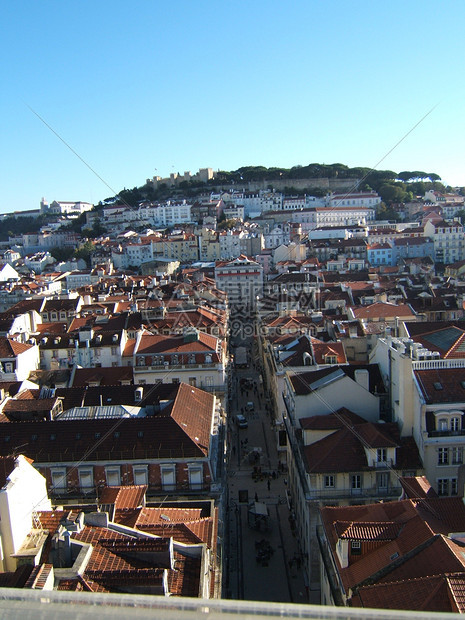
103 164 456 207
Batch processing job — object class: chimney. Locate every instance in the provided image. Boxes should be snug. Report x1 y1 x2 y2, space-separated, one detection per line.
354 369 370 392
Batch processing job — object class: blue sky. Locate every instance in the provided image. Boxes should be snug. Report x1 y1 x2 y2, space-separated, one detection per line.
1 1 464 213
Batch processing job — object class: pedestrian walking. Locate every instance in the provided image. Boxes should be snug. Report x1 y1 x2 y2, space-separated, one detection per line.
255 492 258 502
267 479 270 491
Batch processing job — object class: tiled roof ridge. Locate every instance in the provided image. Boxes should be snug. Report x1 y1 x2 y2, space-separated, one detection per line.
445 332 465 358
85 567 164 578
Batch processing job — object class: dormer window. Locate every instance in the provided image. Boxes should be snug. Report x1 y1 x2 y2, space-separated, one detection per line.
435 412 462 433
377 448 387 462
351 541 361 555
438 418 448 431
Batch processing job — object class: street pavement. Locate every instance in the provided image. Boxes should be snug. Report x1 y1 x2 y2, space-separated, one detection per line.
225 339 319 604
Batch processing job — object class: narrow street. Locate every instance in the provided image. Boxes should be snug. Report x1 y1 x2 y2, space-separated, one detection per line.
223 317 312 603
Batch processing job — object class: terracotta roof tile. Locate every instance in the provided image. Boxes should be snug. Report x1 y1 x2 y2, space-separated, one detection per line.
414 367 465 404
447 573 465 612
352 574 459 612
99 485 147 509
300 409 367 430
351 302 416 320
0 337 33 358
400 476 438 499
335 521 403 541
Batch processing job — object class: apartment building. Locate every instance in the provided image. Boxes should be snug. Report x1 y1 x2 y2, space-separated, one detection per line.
370 329 465 495
214 255 263 309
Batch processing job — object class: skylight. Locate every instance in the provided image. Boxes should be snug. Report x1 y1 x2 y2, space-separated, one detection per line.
433 382 443 391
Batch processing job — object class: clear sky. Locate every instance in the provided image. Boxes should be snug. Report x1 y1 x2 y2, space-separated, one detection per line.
2 1 464 213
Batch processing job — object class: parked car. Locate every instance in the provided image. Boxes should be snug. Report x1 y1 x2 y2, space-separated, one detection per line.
245 401 254 411
236 414 248 428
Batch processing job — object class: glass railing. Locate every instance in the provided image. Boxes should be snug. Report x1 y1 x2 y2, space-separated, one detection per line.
0 588 457 619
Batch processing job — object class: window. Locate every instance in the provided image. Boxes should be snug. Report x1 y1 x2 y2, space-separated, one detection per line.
133 465 148 486
377 472 389 489
324 475 335 488
452 447 463 465
161 465 176 491
438 447 449 465
438 418 448 431
451 478 458 496
78 468 94 493
451 417 461 432
377 448 387 462
189 377 197 387
51 468 67 491
105 467 121 486
351 541 361 555
188 464 203 490
351 475 361 493
437 478 449 496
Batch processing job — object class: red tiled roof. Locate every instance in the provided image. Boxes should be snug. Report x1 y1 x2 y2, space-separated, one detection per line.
400 476 438 499
335 520 403 541
37 510 72 532
414 367 465 404
0 337 34 358
133 332 219 356
99 485 147 510
321 495 465 607
355 423 399 449
0 413 210 463
303 422 415 474
352 574 460 612
300 409 367 430
413 497 465 535
351 302 416 320
71 366 134 387
72 524 202 597
171 382 215 454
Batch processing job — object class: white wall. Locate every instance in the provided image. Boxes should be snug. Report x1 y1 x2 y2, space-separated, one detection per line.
0 455 52 571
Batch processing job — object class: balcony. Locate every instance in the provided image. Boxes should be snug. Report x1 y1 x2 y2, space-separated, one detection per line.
429 429 465 438
308 486 401 501
134 363 217 371
374 458 393 469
